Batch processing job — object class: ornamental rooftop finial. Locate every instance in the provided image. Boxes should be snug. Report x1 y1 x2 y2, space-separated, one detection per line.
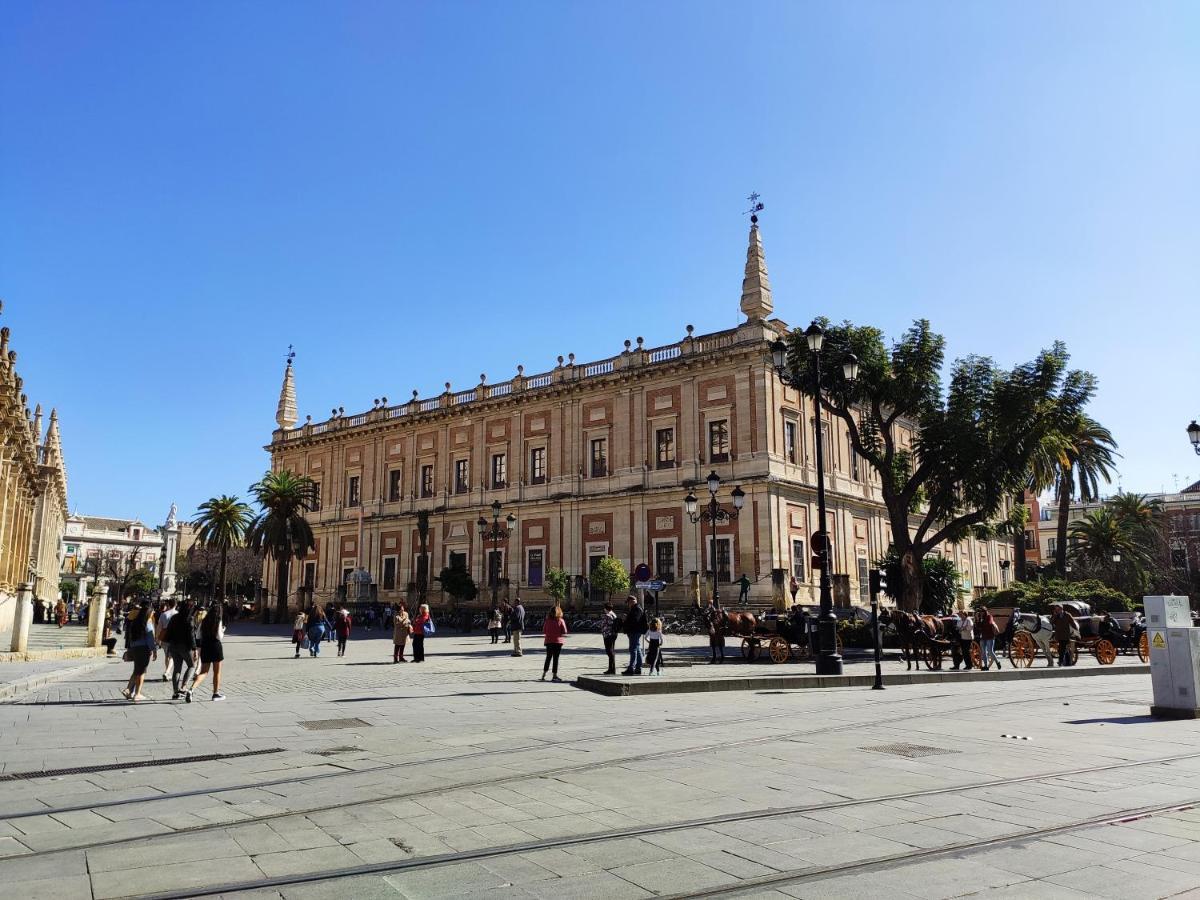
276 346 298 429
740 192 773 322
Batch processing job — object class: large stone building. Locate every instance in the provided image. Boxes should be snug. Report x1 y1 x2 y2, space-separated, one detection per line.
0 308 70 633
264 221 1013 613
60 507 182 603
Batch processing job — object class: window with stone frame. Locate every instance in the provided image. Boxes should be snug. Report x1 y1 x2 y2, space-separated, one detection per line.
708 536 732 582
784 420 797 464
454 459 469 494
708 419 730 463
654 541 676 582
382 556 397 590
590 437 608 477
347 475 361 507
311 481 322 511
303 561 316 587
420 464 434 498
526 548 544 587
529 447 546 484
492 453 507 489
388 469 403 502
792 539 806 582
655 427 675 469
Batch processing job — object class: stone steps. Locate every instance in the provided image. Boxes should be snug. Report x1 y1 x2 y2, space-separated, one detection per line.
25 624 90 650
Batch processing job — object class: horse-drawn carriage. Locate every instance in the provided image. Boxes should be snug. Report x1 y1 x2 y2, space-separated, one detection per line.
702 605 843 663
1006 601 1148 668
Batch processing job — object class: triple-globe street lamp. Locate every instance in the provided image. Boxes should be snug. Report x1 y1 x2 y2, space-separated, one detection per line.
684 472 745 609
771 322 859 676
477 500 516 608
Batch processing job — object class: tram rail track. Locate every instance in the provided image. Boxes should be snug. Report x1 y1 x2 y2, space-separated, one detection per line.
125 759 1200 900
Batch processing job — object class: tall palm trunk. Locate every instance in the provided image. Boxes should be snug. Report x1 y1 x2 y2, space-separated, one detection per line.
274 557 290 621
217 546 228 602
1056 468 1073 575
1014 531 1027 582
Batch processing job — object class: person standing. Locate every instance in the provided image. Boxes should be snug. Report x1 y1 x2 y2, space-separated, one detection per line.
646 618 664 676
737 574 751 604
306 605 328 657
335 606 352 657
600 601 618 674
393 605 412 662
978 606 1001 670
541 605 568 682
56 598 68 628
411 604 433 662
1051 604 1076 667
622 594 648 676
122 601 157 701
164 601 197 700
292 609 307 658
707 601 726 664
501 602 512 643
510 597 525 657
954 609 975 670
789 575 800 605
187 604 225 702
487 606 502 644
156 598 177 684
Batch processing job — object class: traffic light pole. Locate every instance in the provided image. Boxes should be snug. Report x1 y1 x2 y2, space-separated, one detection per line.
869 567 885 690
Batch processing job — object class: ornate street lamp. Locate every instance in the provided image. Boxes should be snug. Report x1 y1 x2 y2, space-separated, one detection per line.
684 473 744 609
1188 420 1200 456
478 501 516 608
771 323 858 675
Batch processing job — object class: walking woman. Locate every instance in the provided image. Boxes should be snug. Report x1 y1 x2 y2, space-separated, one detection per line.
393 605 412 662
56 598 68 628
292 609 307 658
187 604 225 702
541 605 568 682
122 601 157 701
165 601 197 700
306 605 328 657
335 607 352 657
976 605 1001 671
488 606 502 644
410 604 433 663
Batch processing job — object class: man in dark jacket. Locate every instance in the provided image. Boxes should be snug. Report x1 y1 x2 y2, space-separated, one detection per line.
164 601 197 700
1050 604 1077 667
622 594 648 675
510 597 525 658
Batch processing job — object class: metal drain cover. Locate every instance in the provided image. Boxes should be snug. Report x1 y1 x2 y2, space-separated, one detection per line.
300 718 371 731
862 743 960 758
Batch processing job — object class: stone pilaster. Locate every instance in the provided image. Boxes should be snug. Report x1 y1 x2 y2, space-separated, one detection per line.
9 582 33 652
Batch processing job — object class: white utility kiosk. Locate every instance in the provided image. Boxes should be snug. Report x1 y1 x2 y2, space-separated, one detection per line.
1146 595 1200 719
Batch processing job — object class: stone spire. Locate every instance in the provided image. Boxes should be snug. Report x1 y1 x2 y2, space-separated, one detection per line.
739 212 773 322
32 403 42 443
275 350 298 430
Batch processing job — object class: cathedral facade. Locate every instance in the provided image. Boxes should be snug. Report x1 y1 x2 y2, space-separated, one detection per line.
264 222 1013 613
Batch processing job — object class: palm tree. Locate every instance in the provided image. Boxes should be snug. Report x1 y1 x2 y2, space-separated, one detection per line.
192 496 252 601
247 470 318 621
1050 416 1117 575
1069 508 1152 593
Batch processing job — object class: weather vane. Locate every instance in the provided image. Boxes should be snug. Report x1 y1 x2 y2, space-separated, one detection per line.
287 344 295 364
744 192 764 223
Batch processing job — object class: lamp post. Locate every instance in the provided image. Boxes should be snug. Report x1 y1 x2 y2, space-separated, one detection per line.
771 322 859 676
999 558 1011 585
684 472 745 609
1187 421 1200 456
477 500 516 608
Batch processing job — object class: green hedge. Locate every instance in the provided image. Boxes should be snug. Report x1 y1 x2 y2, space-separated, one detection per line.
972 578 1133 615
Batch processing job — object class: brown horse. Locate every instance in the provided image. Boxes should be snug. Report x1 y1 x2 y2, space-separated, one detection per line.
698 602 758 641
887 609 949 670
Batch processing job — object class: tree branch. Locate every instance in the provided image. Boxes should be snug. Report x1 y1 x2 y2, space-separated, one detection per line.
919 509 988 554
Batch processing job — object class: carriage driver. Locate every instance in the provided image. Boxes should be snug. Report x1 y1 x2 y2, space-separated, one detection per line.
1050 603 1077 667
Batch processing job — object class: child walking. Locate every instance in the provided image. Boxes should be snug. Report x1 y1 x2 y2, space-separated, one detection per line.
645 618 664 676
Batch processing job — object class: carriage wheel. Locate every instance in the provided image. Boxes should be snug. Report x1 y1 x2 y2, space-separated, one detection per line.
1009 632 1035 668
969 641 982 669
1095 639 1117 666
1138 633 1149 663
769 636 791 664
793 640 811 661
924 644 944 670
741 638 760 661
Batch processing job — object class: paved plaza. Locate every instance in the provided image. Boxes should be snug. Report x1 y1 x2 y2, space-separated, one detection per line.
0 624 1198 899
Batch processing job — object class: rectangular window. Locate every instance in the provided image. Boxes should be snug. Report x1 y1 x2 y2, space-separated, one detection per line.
529 447 546 484
708 537 732 583
655 428 675 469
784 421 797 464
312 482 322 511
590 437 608 477
347 475 360 507
1047 537 1057 556
388 469 403 502
792 539 806 582
857 556 869 602
812 420 831 470
342 566 354 585
709 420 730 463
448 550 467 570
382 557 397 590
454 459 469 494
850 445 861 481
654 541 676 583
527 548 544 587
421 465 434 498
491 453 507 489
303 561 316 588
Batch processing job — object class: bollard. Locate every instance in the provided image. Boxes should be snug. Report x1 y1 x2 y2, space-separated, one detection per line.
9 583 34 653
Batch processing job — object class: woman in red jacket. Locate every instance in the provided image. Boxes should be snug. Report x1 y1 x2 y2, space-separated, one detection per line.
541 605 569 682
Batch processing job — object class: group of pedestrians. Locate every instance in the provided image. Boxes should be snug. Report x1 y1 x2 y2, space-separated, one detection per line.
121 597 225 702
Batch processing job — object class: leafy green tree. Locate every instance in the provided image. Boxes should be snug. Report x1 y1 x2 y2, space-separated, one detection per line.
1069 507 1153 596
1048 416 1117 575
247 470 318 620
877 548 961 615
59 580 77 602
437 561 478 604
125 569 158 598
784 319 1096 611
589 556 630 603
192 495 252 601
974 578 1132 615
545 567 570 604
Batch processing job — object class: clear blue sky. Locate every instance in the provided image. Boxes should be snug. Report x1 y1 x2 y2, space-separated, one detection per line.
2 2 1198 524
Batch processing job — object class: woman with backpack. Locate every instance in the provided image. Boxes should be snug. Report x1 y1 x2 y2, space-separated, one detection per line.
410 604 433 662
186 604 225 702
122 601 157 702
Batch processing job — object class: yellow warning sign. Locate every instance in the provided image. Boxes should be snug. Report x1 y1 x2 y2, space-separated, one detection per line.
1152 632 1166 649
